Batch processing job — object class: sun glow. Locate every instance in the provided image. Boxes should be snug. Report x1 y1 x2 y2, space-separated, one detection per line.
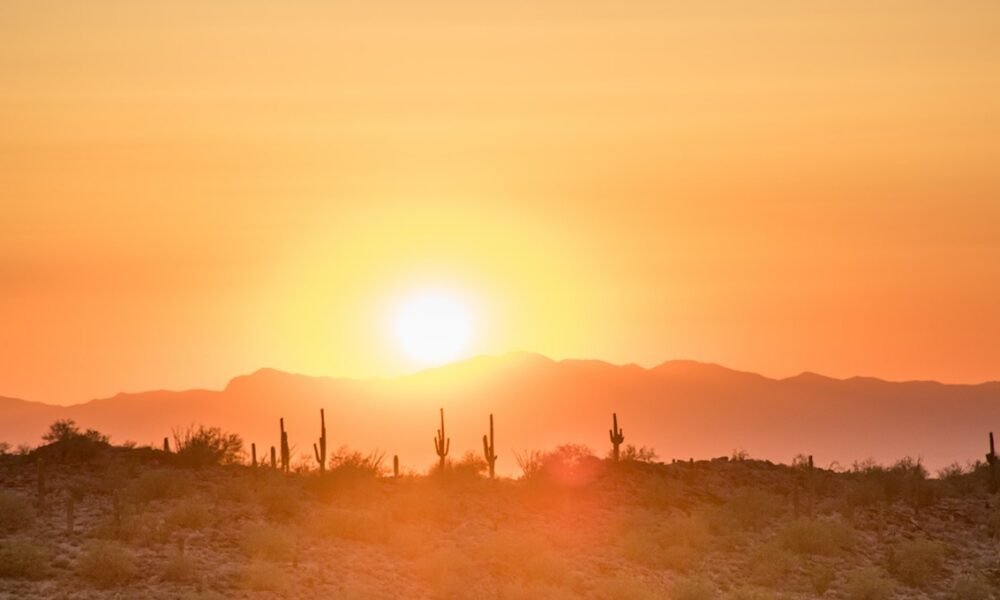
393 290 473 366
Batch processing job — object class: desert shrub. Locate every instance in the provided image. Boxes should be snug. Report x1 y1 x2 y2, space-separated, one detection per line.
327 446 386 480
240 523 294 561
780 517 853 555
950 574 994 600
0 491 34 533
165 497 213 530
616 444 659 463
77 541 137 588
451 451 487 478
537 444 600 486
937 462 966 480
842 567 894 600
0 539 48 579
43 419 109 444
851 457 934 507
514 450 544 480
162 552 197 582
129 469 188 504
37 419 109 461
172 425 243 467
671 576 715 600
723 487 783 531
888 538 947 588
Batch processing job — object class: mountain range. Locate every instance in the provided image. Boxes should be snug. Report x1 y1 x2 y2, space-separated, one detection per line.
3 353 998 474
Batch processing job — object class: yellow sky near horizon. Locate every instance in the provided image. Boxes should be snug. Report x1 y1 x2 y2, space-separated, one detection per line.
2 1 1000 404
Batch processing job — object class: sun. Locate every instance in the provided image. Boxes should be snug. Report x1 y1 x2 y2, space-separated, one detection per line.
393 289 473 365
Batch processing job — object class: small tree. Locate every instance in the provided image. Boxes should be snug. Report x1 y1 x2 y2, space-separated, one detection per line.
171 425 243 467
42 420 108 444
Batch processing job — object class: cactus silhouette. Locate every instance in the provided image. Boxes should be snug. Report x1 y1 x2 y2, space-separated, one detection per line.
163 437 170 453
393 454 400 478
609 413 625 462
987 432 998 491
251 443 257 468
482 413 497 478
280 418 290 473
313 408 327 474
270 445 277 469
434 408 450 472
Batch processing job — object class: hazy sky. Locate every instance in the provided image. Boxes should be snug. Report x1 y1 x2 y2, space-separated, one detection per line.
3 1 1000 404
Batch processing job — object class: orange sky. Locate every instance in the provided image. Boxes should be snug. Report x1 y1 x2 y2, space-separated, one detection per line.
2 1 1000 404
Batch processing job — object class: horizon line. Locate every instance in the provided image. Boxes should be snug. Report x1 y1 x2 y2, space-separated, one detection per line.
5 351 1000 409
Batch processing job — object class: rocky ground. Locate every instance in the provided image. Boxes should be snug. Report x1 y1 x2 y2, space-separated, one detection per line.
1 440 999 599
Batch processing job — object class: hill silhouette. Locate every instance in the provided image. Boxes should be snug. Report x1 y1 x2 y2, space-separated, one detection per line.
2 353 998 473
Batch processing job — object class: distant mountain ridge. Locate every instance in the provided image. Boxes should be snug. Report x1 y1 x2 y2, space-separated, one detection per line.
2 353 999 474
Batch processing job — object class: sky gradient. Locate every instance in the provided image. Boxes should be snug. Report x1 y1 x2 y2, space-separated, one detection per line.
3 1 1000 404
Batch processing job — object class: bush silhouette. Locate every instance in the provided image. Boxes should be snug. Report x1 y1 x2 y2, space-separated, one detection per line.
36 419 110 461
171 425 243 467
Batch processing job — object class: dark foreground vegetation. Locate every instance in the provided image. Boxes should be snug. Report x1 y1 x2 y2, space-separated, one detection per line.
1 418 1000 599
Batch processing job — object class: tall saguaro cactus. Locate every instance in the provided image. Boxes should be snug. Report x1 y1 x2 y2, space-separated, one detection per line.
482 413 497 479
313 408 327 474
434 408 450 472
988 432 998 491
280 418 290 473
609 413 625 462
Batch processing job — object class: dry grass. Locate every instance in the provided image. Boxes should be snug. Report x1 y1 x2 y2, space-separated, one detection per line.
1 445 997 599
76 541 137 588
0 491 34 533
0 538 48 580
887 538 947 588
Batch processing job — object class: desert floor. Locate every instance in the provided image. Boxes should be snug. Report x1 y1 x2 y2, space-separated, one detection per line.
1 442 999 599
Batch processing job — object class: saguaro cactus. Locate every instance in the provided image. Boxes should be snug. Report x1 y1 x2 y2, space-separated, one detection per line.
270 446 277 469
280 418 290 473
251 443 257 468
313 409 327 474
988 432 998 491
163 437 170 453
393 455 400 478
609 413 625 462
482 413 497 479
434 408 450 472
